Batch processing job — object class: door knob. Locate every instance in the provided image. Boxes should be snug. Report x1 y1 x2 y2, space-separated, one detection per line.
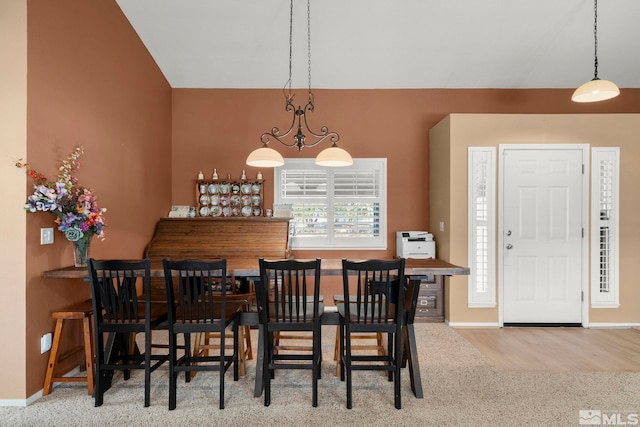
506 230 512 236
506 244 513 250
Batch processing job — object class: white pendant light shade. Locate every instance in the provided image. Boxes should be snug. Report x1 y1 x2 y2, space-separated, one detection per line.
246 146 285 167
314 146 353 167
571 78 620 103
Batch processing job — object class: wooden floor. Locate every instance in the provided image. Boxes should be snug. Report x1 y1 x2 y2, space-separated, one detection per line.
455 327 640 372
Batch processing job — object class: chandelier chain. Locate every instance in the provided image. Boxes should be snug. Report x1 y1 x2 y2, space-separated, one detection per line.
593 0 599 79
286 0 293 95
257 0 341 152
307 0 312 102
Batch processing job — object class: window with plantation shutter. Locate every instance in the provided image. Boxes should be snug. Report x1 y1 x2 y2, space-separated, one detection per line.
591 147 619 308
468 147 496 307
275 159 387 250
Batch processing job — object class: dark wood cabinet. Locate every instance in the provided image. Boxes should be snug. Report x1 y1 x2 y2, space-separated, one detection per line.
414 275 444 322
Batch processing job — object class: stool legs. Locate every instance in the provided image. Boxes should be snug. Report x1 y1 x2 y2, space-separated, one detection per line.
43 307 94 396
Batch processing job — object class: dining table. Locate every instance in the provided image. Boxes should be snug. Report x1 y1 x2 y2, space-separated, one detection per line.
45 257 469 399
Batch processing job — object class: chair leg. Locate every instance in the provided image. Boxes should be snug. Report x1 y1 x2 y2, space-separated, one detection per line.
94 330 104 407
317 325 322 380
184 334 192 383
339 323 345 382
333 325 341 376
144 330 152 408
168 332 177 410
345 334 352 409
219 330 225 410
312 323 320 407
263 331 272 407
394 330 402 410
233 320 240 382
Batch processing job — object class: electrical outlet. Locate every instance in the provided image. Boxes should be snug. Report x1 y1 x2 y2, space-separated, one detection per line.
40 228 54 245
41 332 52 354
439 221 445 232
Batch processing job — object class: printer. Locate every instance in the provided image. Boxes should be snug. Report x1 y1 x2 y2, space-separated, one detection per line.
396 231 436 259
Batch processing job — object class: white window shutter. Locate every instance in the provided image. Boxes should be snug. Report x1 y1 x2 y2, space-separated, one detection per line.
468 147 496 307
591 147 620 308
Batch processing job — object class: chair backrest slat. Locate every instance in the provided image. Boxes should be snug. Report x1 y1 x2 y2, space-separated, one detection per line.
256 258 322 324
163 258 229 324
88 259 151 326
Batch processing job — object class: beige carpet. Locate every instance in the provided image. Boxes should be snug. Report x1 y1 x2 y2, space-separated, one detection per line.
1 323 639 426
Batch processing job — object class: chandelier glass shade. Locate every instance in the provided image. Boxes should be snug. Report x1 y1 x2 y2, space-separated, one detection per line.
571 0 619 103
245 146 284 168
246 0 353 168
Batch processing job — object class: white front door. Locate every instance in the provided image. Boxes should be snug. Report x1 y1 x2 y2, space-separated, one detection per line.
501 147 584 324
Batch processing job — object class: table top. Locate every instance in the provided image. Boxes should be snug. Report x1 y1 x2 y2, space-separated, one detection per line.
43 257 469 280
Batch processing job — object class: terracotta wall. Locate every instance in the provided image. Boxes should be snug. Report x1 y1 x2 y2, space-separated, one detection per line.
171 88 640 262
171 89 640 305
16 0 172 399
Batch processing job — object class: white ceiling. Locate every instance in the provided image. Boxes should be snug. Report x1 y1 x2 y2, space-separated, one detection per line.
115 0 640 90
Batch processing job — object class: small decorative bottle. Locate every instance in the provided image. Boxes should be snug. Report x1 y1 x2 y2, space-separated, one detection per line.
241 169 246 180
197 171 204 180
257 171 263 180
212 168 218 180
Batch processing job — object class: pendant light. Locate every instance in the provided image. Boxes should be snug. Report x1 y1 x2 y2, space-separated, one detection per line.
572 0 620 103
246 0 353 168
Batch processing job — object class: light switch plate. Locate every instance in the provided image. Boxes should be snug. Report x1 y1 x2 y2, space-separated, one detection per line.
40 228 54 245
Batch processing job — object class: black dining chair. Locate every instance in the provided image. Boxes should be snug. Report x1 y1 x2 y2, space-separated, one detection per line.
87 258 169 407
255 258 323 407
162 258 244 410
337 258 406 409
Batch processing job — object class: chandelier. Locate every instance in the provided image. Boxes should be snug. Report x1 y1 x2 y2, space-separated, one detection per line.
246 0 353 168
572 0 620 103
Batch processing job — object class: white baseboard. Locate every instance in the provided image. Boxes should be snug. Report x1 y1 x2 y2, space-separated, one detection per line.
445 321 500 328
587 323 640 329
0 367 82 407
444 321 640 329
0 390 41 407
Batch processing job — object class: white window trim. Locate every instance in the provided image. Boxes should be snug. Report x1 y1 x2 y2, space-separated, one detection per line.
274 158 387 250
467 147 496 308
590 147 620 308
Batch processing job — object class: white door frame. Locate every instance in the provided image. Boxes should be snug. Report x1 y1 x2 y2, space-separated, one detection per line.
498 144 590 327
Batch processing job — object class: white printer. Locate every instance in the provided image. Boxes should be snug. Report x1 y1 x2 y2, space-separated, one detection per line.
396 231 436 259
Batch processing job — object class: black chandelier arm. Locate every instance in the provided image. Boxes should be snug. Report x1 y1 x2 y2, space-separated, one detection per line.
301 102 340 144
260 100 298 145
260 100 340 148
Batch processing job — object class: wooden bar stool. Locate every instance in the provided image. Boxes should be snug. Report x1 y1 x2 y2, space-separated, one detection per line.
43 299 94 396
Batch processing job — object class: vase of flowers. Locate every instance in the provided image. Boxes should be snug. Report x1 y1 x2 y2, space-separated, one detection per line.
16 146 106 267
71 232 92 268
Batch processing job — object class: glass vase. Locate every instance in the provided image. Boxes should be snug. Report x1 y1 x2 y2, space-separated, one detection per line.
72 235 92 268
